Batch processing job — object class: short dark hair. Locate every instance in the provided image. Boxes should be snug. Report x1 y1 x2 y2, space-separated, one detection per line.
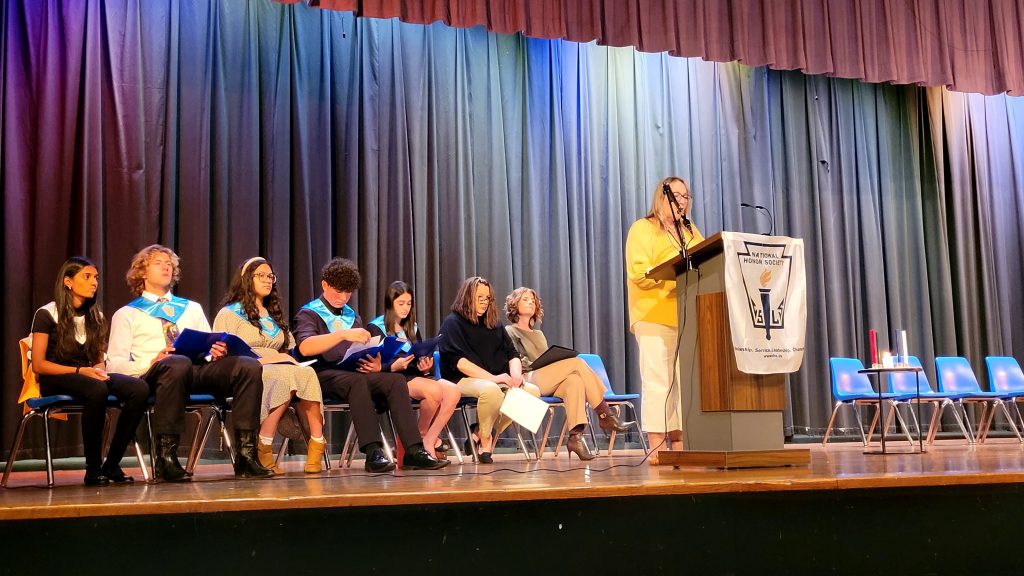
321 258 361 292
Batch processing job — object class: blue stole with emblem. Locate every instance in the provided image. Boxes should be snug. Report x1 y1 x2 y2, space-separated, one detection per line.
127 294 189 324
368 315 417 354
226 302 281 339
303 299 356 334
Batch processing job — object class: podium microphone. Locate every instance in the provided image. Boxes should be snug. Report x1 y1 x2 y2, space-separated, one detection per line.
740 202 776 236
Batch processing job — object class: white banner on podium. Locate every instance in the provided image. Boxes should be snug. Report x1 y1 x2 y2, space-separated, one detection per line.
721 232 806 374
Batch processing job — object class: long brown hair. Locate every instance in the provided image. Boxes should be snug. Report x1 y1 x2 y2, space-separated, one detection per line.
450 276 498 329
383 281 418 339
53 257 106 363
221 257 289 352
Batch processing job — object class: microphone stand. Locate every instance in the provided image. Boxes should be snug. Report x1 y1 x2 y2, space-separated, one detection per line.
663 184 692 271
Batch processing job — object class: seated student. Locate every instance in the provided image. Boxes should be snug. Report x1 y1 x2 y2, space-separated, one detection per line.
292 258 448 472
438 277 541 464
213 257 326 474
503 287 632 460
30 257 149 486
107 245 272 481
367 281 459 460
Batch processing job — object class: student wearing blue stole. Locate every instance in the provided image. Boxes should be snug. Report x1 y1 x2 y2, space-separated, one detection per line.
367 281 459 460
30 257 148 486
213 257 326 474
293 258 448 472
107 245 272 481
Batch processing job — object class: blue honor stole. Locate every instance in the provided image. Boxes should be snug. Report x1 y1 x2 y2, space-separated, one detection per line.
303 299 356 334
368 315 415 354
227 302 281 339
127 294 189 324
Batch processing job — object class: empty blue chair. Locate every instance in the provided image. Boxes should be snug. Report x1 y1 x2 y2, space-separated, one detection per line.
934 356 1017 444
887 356 969 444
823 357 914 446
982 356 1024 442
580 354 647 454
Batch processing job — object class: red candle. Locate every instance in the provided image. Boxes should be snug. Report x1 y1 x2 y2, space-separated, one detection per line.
869 329 878 366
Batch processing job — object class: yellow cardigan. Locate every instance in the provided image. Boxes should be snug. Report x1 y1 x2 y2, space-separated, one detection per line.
625 217 704 331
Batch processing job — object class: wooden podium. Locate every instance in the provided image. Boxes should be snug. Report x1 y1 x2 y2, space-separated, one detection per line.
647 232 810 468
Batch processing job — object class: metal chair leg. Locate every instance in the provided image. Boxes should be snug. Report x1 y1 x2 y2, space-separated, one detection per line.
445 424 463 464
2 412 35 487
43 408 55 488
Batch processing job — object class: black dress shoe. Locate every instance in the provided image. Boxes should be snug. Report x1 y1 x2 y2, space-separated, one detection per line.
84 470 110 487
402 446 450 470
364 447 396 473
100 464 135 484
477 452 494 464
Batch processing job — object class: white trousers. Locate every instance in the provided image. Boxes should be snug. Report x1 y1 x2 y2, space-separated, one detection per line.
634 321 681 433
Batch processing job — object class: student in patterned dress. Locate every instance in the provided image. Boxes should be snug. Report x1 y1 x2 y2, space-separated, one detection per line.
213 257 326 474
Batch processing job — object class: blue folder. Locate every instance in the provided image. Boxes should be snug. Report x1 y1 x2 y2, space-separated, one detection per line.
172 328 259 363
337 335 402 371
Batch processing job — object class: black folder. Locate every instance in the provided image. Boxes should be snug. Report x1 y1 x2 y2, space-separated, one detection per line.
526 345 578 372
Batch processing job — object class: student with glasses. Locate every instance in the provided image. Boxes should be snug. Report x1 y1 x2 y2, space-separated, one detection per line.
624 177 704 464
213 257 327 474
438 277 541 464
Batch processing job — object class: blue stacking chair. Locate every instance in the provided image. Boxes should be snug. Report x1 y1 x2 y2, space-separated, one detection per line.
887 356 970 444
822 357 914 446
980 356 1024 443
580 354 647 455
934 356 1017 445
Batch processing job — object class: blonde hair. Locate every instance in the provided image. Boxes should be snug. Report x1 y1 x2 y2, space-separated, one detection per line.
504 287 544 328
646 176 691 231
125 244 180 296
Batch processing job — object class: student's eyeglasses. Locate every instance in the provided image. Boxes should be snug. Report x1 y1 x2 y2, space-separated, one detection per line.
255 272 277 284
476 295 493 304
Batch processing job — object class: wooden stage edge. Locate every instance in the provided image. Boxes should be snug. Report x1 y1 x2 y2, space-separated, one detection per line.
657 448 811 468
5 440 1024 521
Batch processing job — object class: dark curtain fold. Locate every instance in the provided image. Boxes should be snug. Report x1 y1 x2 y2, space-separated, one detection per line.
4 0 1024 458
281 0 1024 96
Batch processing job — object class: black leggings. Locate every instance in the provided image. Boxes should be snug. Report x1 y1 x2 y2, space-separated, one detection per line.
39 372 148 471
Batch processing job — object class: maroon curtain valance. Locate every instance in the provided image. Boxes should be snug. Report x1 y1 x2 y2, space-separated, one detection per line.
275 0 1024 96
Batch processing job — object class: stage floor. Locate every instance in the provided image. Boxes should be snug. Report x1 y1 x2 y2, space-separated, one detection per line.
5 438 1024 521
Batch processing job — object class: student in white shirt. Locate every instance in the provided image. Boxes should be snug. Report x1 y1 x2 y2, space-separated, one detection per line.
107 244 272 481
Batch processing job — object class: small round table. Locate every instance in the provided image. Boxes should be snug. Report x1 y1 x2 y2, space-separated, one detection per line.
857 366 925 454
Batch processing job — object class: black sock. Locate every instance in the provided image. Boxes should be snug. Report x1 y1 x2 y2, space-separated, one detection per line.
362 441 383 454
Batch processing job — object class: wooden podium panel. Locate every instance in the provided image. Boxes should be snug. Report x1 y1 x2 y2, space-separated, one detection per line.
697 292 785 412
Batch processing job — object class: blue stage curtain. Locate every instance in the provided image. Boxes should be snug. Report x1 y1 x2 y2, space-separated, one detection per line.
4 0 1024 457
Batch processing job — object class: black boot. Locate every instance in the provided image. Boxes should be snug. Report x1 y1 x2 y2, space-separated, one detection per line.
233 429 275 478
403 443 450 470
154 434 191 482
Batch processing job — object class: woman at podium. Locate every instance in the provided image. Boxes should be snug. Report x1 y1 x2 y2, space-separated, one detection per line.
624 176 704 463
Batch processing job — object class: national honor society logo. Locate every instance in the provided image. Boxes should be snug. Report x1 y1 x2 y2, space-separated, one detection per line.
735 241 793 341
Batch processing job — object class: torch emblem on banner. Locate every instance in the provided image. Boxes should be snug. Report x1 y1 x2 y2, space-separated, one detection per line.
736 241 793 341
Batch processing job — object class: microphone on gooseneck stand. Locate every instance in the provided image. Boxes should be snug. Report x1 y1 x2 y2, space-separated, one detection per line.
740 202 776 236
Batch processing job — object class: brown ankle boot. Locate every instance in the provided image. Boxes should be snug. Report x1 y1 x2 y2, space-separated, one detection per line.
304 438 326 473
257 441 285 474
595 402 634 433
